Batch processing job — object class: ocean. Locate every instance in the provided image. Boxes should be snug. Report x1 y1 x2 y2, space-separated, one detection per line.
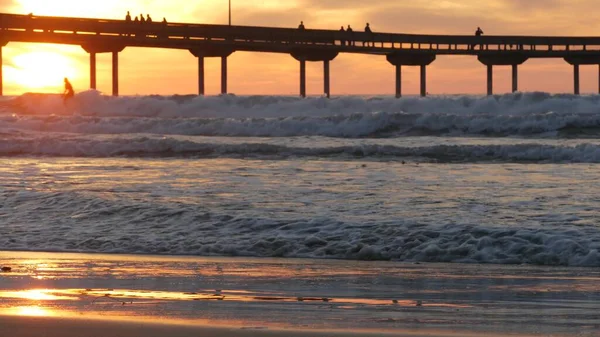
1 91 599 267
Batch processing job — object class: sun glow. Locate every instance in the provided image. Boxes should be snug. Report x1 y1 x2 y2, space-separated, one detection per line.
5 51 77 92
14 306 54 317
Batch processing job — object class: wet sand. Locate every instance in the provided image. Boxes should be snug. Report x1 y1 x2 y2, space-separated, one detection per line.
0 251 599 336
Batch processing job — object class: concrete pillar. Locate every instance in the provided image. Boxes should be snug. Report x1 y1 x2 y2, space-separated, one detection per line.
198 56 205 95
420 65 426 97
112 51 119 96
512 64 518 93
90 52 97 90
221 56 227 95
300 59 306 98
0 46 3 96
487 65 493 96
574 64 580 95
395 65 402 98
323 60 330 98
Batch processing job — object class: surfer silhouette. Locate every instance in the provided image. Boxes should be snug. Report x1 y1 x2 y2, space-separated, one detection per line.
63 77 74 105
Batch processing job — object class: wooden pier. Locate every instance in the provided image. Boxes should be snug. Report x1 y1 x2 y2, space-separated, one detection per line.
2 13 600 96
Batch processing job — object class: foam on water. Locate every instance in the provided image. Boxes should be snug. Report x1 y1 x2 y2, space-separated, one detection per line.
2 92 600 267
1 183 599 267
3 133 600 162
2 91 600 138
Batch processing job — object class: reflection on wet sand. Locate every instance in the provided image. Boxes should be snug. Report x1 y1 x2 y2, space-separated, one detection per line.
0 251 599 335
0 288 471 310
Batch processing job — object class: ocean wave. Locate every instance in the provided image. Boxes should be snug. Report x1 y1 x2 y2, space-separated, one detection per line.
3 135 600 162
0 190 598 267
2 91 600 138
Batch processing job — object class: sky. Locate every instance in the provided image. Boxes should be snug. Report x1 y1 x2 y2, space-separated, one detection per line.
1 0 600 96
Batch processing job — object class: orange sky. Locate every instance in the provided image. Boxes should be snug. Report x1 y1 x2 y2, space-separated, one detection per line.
1 0 600 96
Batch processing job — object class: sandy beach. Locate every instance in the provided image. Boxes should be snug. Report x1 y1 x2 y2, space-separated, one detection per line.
1 251 598 336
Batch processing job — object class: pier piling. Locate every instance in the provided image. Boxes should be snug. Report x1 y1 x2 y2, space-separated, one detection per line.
90 52 97 90
324 60 330 98
574 64 580 95
221 56 228 95
395 65 401 98
512 64 518 93
112 51 119 96
198 56 205 95
300 59 306 98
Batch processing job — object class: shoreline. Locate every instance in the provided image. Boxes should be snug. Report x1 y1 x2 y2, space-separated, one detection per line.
0 251 598 336
0 315 550 337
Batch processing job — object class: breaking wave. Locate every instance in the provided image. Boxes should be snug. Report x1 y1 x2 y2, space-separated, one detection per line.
3 134 600 162
1 189 598 267
2 91 600 138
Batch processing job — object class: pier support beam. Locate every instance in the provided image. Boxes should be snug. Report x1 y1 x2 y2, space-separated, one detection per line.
487 65 493 95
0 46 3 96
512 64 518 93
189 47 234 96
290 49 338 99
90 52 97 90
386 53 436 97
299 59 306 98
574 64 580 95
564 56 600 95
0 41 9 96
198 56 205 95
324 60 330 98
111 51 119 96
221 56 228 95
478 54 528 95
395 65 402 98
420 65 427 97
81 44 125 96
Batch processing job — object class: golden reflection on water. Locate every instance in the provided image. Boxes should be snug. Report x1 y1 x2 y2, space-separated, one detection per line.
0 288 470 309
0 289 77 301
11 306 55 317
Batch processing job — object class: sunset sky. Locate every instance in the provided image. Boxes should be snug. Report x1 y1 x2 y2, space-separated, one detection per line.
1 0 600 96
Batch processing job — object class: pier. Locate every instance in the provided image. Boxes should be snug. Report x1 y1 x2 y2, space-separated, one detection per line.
2 13 600 97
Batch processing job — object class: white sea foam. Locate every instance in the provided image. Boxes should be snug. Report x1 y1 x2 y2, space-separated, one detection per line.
2 91 600 138
3 134 600 162
1 187 599 267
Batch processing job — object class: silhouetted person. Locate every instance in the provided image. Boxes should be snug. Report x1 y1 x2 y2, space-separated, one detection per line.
140 14 145 23
63 78 74 105
339 26 346 46
125 11 131 22
134 16 139 23
162 17 167 24
472 27 484 50
298 21 305 30
364 23 372 47
347 25 354 46
146 14 152 23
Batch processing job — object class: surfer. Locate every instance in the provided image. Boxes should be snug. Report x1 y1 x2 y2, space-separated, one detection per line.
63 77 74 105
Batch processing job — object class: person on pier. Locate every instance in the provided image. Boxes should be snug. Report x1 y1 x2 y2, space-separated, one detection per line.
298 21 305 30
472 26 484 50
339 26 346 46
146 14 152 23
125 11 131 22
140 14 145 23
364 23 373 47
134 15 139 23
346 25 354 46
